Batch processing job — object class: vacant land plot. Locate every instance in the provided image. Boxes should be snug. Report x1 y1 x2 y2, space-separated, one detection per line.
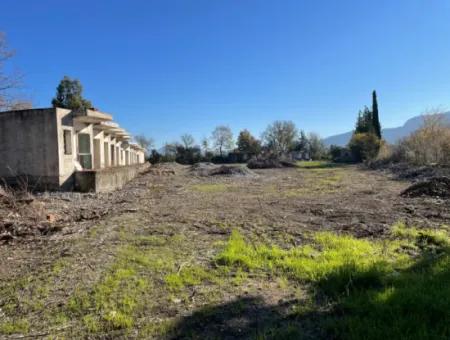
0 163 449 339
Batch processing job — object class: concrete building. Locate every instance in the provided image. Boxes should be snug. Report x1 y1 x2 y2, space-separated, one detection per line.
0 108 147 192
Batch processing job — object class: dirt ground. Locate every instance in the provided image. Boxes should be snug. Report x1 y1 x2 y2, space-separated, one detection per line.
0 163 449 339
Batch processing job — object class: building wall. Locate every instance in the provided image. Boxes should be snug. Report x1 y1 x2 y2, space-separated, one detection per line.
0 108 60 189
74 163 150 192
56 108 77 189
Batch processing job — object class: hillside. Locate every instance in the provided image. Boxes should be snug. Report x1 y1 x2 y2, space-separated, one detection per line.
324 112 450 146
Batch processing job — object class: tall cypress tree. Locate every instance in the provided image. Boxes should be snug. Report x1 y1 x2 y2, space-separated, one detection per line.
372 90 381 139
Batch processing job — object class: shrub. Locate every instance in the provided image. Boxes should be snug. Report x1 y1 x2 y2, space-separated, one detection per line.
394 114 450 166
329 145 354 163
348 133 381 162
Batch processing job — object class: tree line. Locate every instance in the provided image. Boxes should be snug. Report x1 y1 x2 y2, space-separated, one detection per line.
146 122 328 165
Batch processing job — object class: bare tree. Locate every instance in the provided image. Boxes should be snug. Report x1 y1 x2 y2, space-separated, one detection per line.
211 126 234 157
262 120 298 154
396 110 450 165
201 137 210 153
0 32 29 111
134 135 155 155
181 134 195 149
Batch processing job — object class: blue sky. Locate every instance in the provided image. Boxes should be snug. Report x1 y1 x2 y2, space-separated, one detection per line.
2 0 450 146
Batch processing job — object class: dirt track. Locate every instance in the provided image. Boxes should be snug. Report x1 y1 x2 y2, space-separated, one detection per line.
0 164 448 338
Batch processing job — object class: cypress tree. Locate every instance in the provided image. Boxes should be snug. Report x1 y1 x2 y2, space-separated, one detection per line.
372 90 381 139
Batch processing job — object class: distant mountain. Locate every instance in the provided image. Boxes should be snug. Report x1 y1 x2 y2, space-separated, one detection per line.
324 112 450 147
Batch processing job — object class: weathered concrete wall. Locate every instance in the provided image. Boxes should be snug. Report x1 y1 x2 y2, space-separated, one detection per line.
56 108 77 189
74 163 150 192
0 108 60 189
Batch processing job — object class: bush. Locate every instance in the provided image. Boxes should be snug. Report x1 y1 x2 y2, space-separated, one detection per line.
348 133 381 162
329 145 354 163
394 114 450 166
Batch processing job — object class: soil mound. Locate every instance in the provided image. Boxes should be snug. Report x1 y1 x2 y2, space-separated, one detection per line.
190 163 256 177
401 177 450 198
209 165 256 177
247 157 296 169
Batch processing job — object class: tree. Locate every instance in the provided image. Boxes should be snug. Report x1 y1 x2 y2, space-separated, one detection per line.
355 106 374 134
0 32 31 111
134 135 154 155
211 126 234 157
308 132 327 160
201 137 210 153
148 149 161 164
372 90 381 138
51 76 92 110
262 120 298 154
181 134 195 149
294 130 310 159
237 129 261 155
162 142 178 162
348 132 381 162
396 112 450 165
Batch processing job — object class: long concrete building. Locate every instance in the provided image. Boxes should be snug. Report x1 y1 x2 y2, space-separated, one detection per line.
0 107 147 192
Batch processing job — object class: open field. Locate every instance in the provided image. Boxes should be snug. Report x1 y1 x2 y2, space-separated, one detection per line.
0 163 449 339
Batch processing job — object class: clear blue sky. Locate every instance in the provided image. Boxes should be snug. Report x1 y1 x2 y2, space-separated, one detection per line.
2 0 450 146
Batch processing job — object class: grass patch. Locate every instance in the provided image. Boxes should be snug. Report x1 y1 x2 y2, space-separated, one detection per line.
68 245 152 333
165 265 216 292
215 230 406 294
296 161 336 169
216 225 450 339
283 168 344 197
0 319 30 335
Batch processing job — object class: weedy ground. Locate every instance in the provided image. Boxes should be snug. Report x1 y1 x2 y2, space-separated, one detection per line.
0 161 449 339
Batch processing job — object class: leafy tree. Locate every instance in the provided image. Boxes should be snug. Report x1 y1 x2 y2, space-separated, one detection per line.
237 129 261 155
211 126 234 157
51 76 92 110
181 134 195 149
294 130 310 159
372 90 381 139
134 135 154 155
308 132 327 160
330 145 353 163
148 149 161 164
262 120 298 154
348 133 381 162
355 106 374 134
175 145 202 164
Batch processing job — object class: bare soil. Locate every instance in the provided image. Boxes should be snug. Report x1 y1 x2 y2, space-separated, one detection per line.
0 163 448 338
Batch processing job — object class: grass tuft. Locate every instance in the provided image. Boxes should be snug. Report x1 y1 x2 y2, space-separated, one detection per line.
216 225 450 339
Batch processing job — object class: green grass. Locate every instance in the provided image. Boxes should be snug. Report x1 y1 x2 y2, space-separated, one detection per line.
165 265 217 292
0 319 30 335
296 161 335 169
216 225 450 340
68 245 152 333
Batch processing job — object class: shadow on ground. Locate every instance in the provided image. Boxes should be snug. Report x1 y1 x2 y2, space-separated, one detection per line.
168 296 324 340
168 245 449 340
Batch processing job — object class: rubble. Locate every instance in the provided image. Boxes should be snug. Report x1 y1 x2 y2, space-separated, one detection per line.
401 177 450 198
190 163 256 177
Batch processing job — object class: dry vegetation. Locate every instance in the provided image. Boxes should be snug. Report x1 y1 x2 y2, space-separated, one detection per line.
0 162 449 339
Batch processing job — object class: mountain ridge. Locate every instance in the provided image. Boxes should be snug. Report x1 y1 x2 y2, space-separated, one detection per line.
324 112 450 146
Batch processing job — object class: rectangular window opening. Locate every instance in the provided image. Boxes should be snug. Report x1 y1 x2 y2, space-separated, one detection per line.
63 130 72 155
